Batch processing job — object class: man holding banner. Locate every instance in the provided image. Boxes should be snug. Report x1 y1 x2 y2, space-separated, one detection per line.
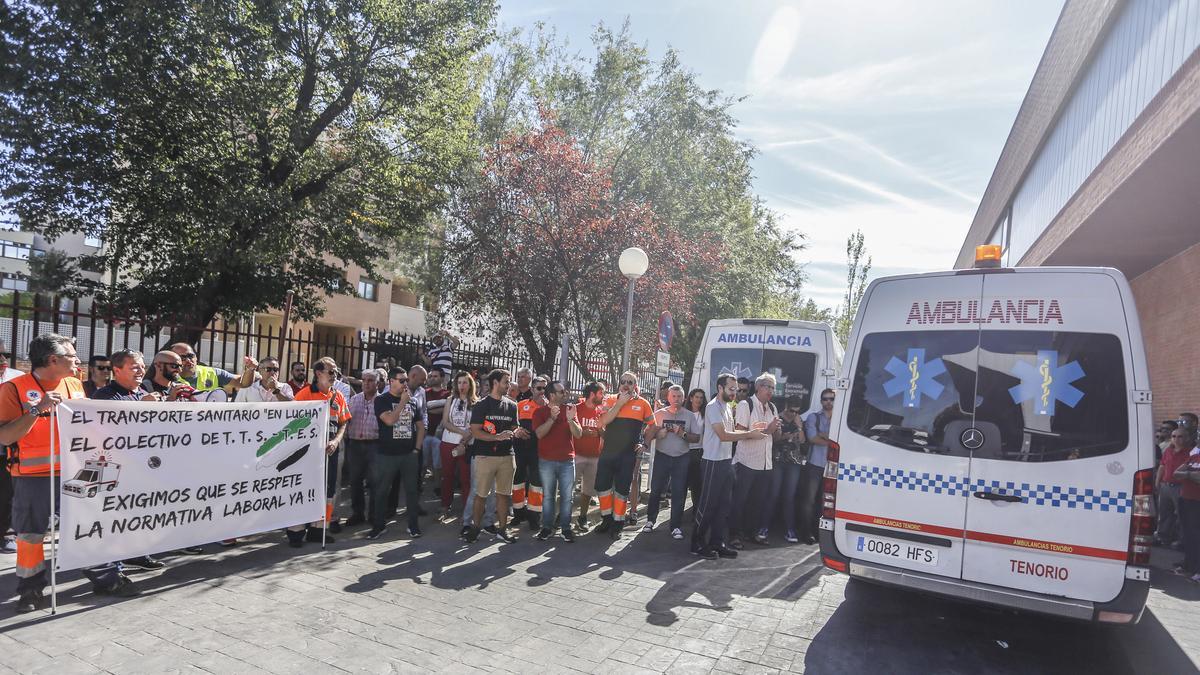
291 357 351 547
0 334 86 613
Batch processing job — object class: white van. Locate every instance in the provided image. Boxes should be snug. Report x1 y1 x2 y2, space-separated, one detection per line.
687 318 841 413
819 252 1154 624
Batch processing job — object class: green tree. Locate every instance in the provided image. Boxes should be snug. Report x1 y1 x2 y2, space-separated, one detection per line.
26 248 84 296
1 0 494 340
835 230 872 345
449 23 809 379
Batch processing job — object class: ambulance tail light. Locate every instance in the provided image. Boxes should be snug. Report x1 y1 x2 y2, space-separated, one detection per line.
822 441 840 519
1127 469 1155 567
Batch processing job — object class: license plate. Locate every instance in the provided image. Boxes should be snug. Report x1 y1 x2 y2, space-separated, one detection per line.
854 534 939 566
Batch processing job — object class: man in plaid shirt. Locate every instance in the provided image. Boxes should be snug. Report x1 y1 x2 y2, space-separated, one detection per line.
345 369 385 527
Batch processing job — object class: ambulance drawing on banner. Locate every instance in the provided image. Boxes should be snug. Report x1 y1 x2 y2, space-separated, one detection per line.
63 457 121 499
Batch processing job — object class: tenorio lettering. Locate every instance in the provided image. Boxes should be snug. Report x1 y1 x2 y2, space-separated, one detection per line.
904 299 1064 325
1010 559 1069 581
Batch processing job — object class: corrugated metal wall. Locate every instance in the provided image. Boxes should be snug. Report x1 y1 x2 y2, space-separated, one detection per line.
1009 0 1200 262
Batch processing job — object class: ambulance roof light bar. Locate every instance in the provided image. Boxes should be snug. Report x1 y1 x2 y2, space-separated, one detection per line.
974 245 1003 269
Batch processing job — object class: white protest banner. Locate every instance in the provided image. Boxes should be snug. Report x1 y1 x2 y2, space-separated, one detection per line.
54 399 328 572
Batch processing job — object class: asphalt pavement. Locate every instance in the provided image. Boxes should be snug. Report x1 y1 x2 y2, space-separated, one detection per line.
0 495 1194 674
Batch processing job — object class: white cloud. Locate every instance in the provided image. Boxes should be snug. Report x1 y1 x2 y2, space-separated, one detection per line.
748 6 803 90
773 200 974 309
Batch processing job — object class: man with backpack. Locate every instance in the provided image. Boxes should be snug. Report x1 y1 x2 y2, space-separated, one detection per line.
730 373 781 548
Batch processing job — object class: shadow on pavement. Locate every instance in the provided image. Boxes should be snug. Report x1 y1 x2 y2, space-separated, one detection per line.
804 579 1133 675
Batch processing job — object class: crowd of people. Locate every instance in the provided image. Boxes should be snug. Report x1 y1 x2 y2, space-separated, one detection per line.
1153 413 1200 584
0 332 842 614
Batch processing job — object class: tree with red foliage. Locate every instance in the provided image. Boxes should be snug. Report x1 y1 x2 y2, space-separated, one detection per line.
445 109 720 377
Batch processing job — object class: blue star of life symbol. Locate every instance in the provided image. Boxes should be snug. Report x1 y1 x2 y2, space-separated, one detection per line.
883 348 945 408
1008 349 1084 416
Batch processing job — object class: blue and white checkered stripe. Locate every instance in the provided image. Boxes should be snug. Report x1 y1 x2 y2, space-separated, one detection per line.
836 463 972 497
837 463 1132 514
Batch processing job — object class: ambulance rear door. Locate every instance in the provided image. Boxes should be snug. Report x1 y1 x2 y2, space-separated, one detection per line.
960 270 1138 602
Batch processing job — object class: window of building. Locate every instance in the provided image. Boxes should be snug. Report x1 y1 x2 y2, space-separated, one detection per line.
357 279 378 301
1 272 29 291
0 240 32 260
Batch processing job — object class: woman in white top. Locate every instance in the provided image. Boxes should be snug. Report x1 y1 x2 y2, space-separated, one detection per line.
439 371 477 518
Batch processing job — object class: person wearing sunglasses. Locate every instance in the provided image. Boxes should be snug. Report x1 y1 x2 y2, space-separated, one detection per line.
234 356 295 403
594 372 656 539
141 351 197 402
82 354 112 398
291 357 352 547
798 389 836 543
511 375 548 532
168 342 250 395
369 367 426 540
1157 427 1191 549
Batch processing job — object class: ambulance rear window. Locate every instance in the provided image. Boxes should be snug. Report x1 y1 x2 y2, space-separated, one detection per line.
709 348 816 411
973 331 1128 462
846 330 1129 461
845 331 979 455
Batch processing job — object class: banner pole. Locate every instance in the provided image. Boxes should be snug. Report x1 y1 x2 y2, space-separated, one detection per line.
49 407 58 616
322 419 328 552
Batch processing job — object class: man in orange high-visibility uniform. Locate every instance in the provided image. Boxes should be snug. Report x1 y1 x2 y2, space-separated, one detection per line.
0 334 87 613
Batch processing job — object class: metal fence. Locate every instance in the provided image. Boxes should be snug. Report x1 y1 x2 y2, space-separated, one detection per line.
0 293 678 393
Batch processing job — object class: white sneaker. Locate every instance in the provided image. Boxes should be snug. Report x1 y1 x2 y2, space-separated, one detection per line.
1 537 16 553
671 528 684 540
641 521 654 533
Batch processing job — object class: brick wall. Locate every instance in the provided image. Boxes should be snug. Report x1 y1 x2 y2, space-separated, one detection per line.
1130 241 1200 424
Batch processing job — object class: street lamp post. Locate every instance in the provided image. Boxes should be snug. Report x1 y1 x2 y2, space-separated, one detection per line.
618 247 649 373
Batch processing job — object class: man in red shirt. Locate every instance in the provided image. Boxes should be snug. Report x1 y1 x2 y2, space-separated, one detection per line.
1171 427 1200 581
1157 428 1191 546
572 381 606 532
534 381 582 542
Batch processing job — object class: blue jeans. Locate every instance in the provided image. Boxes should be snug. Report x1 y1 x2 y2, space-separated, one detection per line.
647 452 690 529
539 459 575 531
693 458 734 550
767 461 805 533
730 463 773 538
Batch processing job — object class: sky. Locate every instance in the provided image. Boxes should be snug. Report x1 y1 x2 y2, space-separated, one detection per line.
497 0 1065 310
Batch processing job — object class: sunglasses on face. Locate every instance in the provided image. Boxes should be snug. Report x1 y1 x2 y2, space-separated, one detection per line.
261 367 280 373
180 353 197 360
534 386 545 391
620 380 636 386
394 377 408 384
93 365 111 371
160 363 181 370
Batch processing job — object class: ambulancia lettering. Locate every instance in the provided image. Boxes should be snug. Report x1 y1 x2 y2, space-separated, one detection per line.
716 333 813 347
904 299 1064 325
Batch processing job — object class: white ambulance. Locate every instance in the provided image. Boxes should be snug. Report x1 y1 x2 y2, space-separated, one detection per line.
819 246 1154 624
687 318 840 414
